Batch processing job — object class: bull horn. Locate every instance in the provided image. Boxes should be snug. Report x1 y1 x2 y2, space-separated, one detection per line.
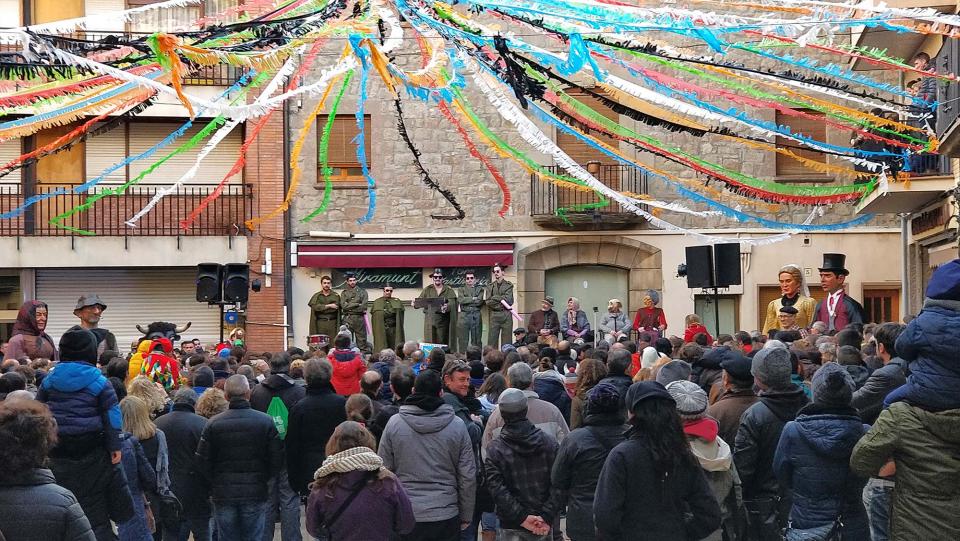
136 324 149 335
175 322 192 334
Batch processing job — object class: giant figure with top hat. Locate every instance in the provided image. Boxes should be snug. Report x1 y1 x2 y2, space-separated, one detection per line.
813 253 866 332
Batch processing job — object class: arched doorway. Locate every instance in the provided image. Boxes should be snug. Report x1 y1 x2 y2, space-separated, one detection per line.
546 265 629 317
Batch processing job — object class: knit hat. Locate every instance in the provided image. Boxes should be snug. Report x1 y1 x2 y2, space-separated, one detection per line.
172 387 199 406
811 362 855 407
625 381 674 412
586 382 622 414
751 347 792 389
655 360 692 386
665 380 708 420
925 259 960 301
498 388 528 415
58 325 99 363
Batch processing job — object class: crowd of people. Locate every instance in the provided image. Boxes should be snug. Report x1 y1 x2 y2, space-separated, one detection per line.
2 256 960 541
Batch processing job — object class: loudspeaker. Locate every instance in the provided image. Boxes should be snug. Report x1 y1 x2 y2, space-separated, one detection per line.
713 243 742 287
684 246 714 288
222 263 250 303
196 263 223 303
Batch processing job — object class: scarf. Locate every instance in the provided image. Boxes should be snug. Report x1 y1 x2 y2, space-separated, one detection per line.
314 446 382 480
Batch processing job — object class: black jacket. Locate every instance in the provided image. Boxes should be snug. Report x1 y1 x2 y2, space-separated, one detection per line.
597 374 633 406
533 373 572 425
594 427 721 541
733 385 809 500
250 373 306 414
551 411 626 541
153 403 209 517
484 419 559 530
285 384 347 495
851 357 907 425
0 468 95 541
195 398 282 503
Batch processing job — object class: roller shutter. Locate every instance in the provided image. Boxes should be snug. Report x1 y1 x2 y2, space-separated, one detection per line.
36 268 222 349
127 122 243 186
0 139 22 185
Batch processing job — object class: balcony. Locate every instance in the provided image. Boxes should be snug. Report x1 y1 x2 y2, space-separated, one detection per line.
849 1 957 72
530 164 648 229
0 183 251 237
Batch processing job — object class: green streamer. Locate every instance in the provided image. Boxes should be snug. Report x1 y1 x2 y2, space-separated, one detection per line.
301 68 355 221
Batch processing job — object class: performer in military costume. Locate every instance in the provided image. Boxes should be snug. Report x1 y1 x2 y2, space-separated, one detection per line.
371 283 405 352
340 271 370 354
486 263 514 347
457 270 485 352
307 275 340 340
416 268 458 347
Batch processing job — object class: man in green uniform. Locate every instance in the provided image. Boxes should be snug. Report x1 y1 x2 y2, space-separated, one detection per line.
340 271 370 354
307 275 340 346
415 268 458 348
371 283 405 352
486 263 514 348
457 270 485 352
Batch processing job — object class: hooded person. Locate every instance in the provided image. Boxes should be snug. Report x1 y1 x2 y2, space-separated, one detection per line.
774 363 870 540
633 346 662 382
667 380 741 541
3 300 58 362
140 337 182 391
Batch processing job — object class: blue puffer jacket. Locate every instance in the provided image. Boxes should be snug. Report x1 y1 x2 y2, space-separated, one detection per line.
533 370 571 424
773 404 869 534
36 361 122 452
888 299 960 411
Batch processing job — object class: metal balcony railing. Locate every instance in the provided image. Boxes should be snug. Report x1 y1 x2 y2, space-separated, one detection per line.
0 183 251 237
530 164 648 218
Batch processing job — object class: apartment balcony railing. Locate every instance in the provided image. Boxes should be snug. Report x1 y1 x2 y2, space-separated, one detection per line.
530 164 648 228
0 183 251 237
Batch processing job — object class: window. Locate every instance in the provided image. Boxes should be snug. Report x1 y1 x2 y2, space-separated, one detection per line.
863 288 900 323
775 110 829 181
317 114 372 184
126 0 203 32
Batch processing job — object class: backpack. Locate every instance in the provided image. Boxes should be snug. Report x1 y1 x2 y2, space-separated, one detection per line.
267 396 289 439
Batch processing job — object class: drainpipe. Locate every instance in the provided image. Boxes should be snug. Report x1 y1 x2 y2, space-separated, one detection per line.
283 90 293 349
901 213 911 319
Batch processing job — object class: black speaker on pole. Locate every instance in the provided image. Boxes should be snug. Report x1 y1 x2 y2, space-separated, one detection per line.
196 263 223 303
222 263 251 303
684 246 714 288
713 243 742 287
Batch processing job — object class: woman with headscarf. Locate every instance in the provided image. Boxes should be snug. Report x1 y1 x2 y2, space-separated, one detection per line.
560 297 593 345
4 301 57 361
599 299 632 345
632 291 667 341
763 264 817 335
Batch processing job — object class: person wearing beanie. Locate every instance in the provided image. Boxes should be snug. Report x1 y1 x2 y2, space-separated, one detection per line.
484 388 559 539
666 380 740 541
35 326 131 540
734 345 809 540
551 382 626 541
774 363 869 540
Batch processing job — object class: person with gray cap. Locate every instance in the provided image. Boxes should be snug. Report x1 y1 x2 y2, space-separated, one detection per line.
594 381 720 540
484 388 559 540
74 294 118 358
774 363 869 541
482 362 569 453
706 353 758 447
154 388 211 541
667 380 741 541
550 382 626 541
734 347 809 541
656 360 692 387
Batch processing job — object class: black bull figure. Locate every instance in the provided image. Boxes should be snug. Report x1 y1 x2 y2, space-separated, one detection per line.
136 321 192 343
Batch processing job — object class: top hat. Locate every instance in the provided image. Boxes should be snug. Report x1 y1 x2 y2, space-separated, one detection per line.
818 253 849 276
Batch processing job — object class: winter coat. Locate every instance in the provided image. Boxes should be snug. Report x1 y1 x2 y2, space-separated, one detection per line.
695 347 730 393
286 383 347 495
195 398 283 503
685 418 741 541
0 468 95 541
482 390 569 453
327 349 365 396
707 388 758 447
485 419 560 530
117 433 157 541
36 361 122 453
734 385 809 500
684 324 714 345
378 403 477 523
3 332 58 362
534 370 572 424
842 364 872 391
774 404 869 536
550 411 627 541
250 373 306 414
305 469 415 541
851 357 907 425
153 403 209 518
560 310 591 336
594 426 722 541
597 374 633 406
370 360 397 402
598 312 631 336
889 298 960 411
851 402 960 541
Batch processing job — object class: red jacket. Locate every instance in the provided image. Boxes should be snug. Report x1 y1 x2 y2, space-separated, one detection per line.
327 349 364 396
684 324 714 345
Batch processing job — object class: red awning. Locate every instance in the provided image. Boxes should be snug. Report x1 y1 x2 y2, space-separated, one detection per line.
297 243 515 268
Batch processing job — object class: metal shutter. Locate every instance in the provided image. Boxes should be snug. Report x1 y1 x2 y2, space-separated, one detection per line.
127 122 243 186
36 268 222 350
0 0 19 27
0 139 21 185
85 122 127 185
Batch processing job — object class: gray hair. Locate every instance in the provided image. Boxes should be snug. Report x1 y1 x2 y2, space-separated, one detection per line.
379 349 398 364
172 388 198 406
818 342 837 355
304 358 333 386
402 341 420 357
567 297 581 310
763 339 788 350
3 390 34 403
811 321 828 332
224 374 250 400
507 362 534 390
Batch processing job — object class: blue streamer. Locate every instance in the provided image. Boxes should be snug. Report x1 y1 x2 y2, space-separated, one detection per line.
0 72 253 220
349 35 377 224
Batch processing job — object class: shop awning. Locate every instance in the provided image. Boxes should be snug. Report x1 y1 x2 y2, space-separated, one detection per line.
296 242 514 268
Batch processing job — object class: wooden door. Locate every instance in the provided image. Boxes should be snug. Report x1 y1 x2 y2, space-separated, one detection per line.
555 89 620 211
863 288 901 323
